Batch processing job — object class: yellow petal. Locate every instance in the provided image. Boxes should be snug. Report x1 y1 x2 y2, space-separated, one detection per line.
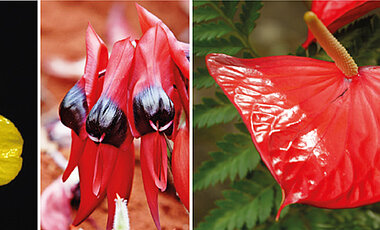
0 115 23 185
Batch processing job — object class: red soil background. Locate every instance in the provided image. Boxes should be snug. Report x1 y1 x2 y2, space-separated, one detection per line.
41 1 189 229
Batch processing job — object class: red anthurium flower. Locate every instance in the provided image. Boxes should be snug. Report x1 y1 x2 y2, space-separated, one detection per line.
303 0 380 48
207 11 380 219
172 124 189 210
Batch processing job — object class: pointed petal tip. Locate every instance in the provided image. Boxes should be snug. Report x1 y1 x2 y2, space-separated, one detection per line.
276 188 294 221
61 169 70 182
135 2 142 10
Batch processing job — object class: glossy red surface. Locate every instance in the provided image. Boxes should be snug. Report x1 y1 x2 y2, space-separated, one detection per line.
207 53 380 217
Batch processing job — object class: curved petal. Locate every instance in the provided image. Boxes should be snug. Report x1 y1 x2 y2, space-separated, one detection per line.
206 54 380 216
84 23 108 109
135 2 189 80
72 140 106 226
303 0 380 48
86 38 134 149
127 25 181 139
92 144 119 196
106 138 135 230
85 38 135 197
60 24 108 181
172 124 189 210
62 131 86 182
140 132 168 230
135 3 189 117
135 3 163 34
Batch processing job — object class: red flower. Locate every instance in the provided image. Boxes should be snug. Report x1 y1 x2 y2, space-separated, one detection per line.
303 0 380 48
135 3 189 117
59 25 135 230
59 4 189 230
207 11 380 219
134 5 190 216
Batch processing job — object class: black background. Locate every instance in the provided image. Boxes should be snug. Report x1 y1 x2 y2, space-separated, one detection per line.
0 2 37 228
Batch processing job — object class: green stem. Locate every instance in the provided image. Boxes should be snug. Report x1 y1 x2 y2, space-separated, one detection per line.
208 2 260 57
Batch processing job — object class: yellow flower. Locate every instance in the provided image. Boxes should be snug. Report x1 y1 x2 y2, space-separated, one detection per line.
0 115 23 185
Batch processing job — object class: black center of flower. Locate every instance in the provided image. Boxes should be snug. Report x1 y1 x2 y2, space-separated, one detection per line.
133 86 175 136
86 96 127 148
59 83 88 136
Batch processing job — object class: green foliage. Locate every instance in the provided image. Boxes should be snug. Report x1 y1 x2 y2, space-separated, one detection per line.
194 1 380 230
194 37 244 56
194 67 217 89
196 177 277 230
193 1 262 58
194 21 234 41
194 134 260 191
193 92 239 128
337 15 380 66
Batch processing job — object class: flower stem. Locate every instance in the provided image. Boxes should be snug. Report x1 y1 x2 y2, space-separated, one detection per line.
304 11 358 78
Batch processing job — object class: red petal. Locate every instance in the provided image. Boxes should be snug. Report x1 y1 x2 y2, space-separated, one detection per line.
84 23 108 109
106 140 135 230
206 53 380 217
102 38 134 111
61 24 107 181
127 25 181 138
73 140 106 226
85 38 134 148
135 3 189 118
140 132 169 230
92 144 118 196
62 131 86 182
303 0 380 48
172 125 189 210
135 3 163 34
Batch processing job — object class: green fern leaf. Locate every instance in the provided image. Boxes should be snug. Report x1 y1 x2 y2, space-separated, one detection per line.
340 15 380 66
214 91 230 104
194 134 260 191
193 1 210 7
196 179 276 230
237 1 263 35
221 1 240 19
194 5 220 23
194 67 217 89
234 122 250 135
194 21 234 41
194 96 239 128
194 37 244 56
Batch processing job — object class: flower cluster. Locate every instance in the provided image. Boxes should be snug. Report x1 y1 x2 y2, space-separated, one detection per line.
58 4 189 230
206 1 379 219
